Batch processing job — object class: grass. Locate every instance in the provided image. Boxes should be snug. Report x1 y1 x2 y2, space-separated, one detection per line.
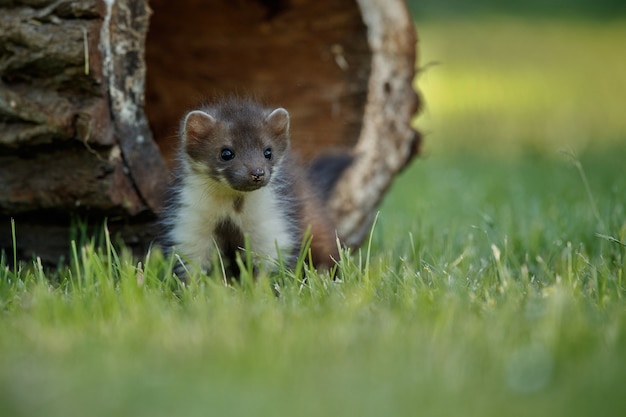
2 17 626 417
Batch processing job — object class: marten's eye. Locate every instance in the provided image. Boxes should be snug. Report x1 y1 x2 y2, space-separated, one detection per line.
263 148 272 160
220 148 235 161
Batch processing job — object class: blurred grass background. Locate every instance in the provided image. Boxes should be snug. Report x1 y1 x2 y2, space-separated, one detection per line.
408 0 626 19
409 1 626 156
415 18 626 156
379 0 626 241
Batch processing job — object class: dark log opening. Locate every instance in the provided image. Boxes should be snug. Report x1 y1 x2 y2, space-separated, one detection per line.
145 0 371 167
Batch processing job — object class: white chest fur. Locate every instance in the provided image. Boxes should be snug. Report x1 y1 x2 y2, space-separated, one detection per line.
169 174 295 270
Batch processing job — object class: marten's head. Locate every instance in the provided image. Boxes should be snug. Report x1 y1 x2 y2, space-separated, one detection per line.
180 100 290 192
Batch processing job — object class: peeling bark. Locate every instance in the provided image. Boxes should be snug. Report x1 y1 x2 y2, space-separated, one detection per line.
329 0 421 246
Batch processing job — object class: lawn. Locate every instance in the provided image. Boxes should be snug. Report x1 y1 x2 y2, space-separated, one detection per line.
2 17 626 417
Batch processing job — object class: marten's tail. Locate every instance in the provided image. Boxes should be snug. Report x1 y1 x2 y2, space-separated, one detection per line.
306 152 353 202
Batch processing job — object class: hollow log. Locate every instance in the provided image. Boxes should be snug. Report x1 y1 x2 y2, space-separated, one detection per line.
0 0 421 262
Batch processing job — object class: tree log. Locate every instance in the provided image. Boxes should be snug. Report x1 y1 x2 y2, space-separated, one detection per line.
331 0 421 246
0 0 420 263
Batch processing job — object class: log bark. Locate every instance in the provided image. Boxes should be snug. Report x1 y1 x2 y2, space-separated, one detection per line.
330 0 421 246
0 0 420 262
0 0 167 259
0 0 166 217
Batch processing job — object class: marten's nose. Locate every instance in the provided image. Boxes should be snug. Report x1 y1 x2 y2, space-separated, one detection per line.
250 168 265 182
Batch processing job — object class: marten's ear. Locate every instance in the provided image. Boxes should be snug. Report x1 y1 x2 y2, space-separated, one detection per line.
265 108 290 137
183 110 216 144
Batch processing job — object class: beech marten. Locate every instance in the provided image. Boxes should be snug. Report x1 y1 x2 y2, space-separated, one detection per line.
161 98 349 280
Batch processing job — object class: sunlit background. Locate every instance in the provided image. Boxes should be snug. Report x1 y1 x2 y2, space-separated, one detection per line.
407 0 626 156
